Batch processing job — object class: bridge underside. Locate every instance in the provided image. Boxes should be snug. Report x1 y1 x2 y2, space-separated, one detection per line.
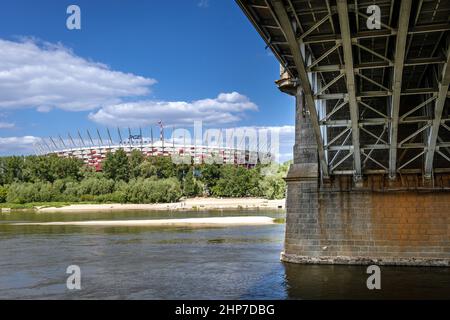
238 0 450 266
238 0 450 180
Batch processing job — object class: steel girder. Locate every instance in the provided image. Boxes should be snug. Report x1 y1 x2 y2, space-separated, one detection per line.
388 0 412 178
424 39 450 177
270 0 329 178
336 0 362 178
237 0 450 178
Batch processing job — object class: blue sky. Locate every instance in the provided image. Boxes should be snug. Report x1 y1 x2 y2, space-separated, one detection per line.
0 0 294 159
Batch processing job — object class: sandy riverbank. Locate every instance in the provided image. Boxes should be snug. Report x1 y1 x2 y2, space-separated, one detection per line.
12 216 275 227
36 198 285 213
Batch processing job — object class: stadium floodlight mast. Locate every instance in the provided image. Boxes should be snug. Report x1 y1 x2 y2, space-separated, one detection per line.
158 120 165 153
42 138 52 153
49 137 58 151
150 127 154 156
86 129 95 147
117 127 123 145
77 130 86 147
33 142 45 155
38 143 47 155
96 129 104 147
127 127 132 147
107 128 113 147
172 125 175 152
58 135 67 149
68 133 77 149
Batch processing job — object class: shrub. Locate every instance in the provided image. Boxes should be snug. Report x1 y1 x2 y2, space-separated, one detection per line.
129 149 145 179
126 178 182 203
0 153 291 204
138 161 158 178
63 181 81 201
182 169 201 197
78 177 115 196
211 165 261 197
198 164 221 193
258 164 287 200
0 186 7 203
6 182 61 204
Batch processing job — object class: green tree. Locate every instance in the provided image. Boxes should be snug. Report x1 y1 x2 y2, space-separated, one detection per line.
6 182 61 204
199 164 221 193
0 153 290 204
102 149 130 181
176 164 191 182
51 156 83 181
139 160 158 178
149 156 176 179
125 178 182 203
22 155 83 183
0 186 7 203
0 156 25 185
211 165 261 197
259 164 287 199
183 169 200 197
78 177 115 196
129 149 145 179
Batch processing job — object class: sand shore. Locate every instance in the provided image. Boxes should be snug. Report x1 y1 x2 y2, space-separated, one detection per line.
36 197 285 213
13 216 275 227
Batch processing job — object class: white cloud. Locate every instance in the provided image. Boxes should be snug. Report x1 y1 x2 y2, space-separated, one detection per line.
0 38 156 112
0 136 41 155
88 92 258 126
197 0 209 8
0 122 15 129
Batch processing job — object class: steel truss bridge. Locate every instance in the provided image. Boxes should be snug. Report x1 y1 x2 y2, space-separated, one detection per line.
237 0 450 181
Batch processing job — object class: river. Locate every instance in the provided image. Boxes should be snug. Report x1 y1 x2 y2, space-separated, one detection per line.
0 209 449 299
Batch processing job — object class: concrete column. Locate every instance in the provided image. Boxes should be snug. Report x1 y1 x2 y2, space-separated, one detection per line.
283 86 321 263
287 87 319 180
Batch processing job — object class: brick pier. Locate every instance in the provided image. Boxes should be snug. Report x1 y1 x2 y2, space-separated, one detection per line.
282 90 450 266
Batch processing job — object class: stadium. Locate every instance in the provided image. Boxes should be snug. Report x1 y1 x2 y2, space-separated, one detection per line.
33 126 273 171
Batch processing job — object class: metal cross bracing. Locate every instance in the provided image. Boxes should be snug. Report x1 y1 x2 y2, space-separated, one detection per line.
237 0 450 180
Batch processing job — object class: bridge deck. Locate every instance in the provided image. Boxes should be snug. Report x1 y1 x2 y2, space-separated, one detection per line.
237 0 450 179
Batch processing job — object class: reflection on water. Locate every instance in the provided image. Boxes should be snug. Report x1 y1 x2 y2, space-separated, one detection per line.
284 264 450 300
0 209 449 299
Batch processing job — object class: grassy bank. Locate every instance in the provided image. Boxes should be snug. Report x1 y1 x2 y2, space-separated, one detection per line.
0 201 97 210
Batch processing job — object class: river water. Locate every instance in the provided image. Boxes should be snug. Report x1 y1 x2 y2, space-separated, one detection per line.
0 209 449 299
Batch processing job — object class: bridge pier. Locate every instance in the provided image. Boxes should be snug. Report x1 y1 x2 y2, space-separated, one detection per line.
282 90 450 267
237 0 450 267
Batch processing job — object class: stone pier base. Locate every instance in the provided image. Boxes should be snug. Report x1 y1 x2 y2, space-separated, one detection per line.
282 175 450 267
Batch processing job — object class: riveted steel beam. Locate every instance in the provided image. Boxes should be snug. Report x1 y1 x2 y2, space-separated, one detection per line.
389 0 412 178
424 40 450 178
336 0 362 178
270 0 329 178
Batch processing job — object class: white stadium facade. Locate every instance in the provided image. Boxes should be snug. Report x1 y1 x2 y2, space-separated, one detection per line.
34 127 273 171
